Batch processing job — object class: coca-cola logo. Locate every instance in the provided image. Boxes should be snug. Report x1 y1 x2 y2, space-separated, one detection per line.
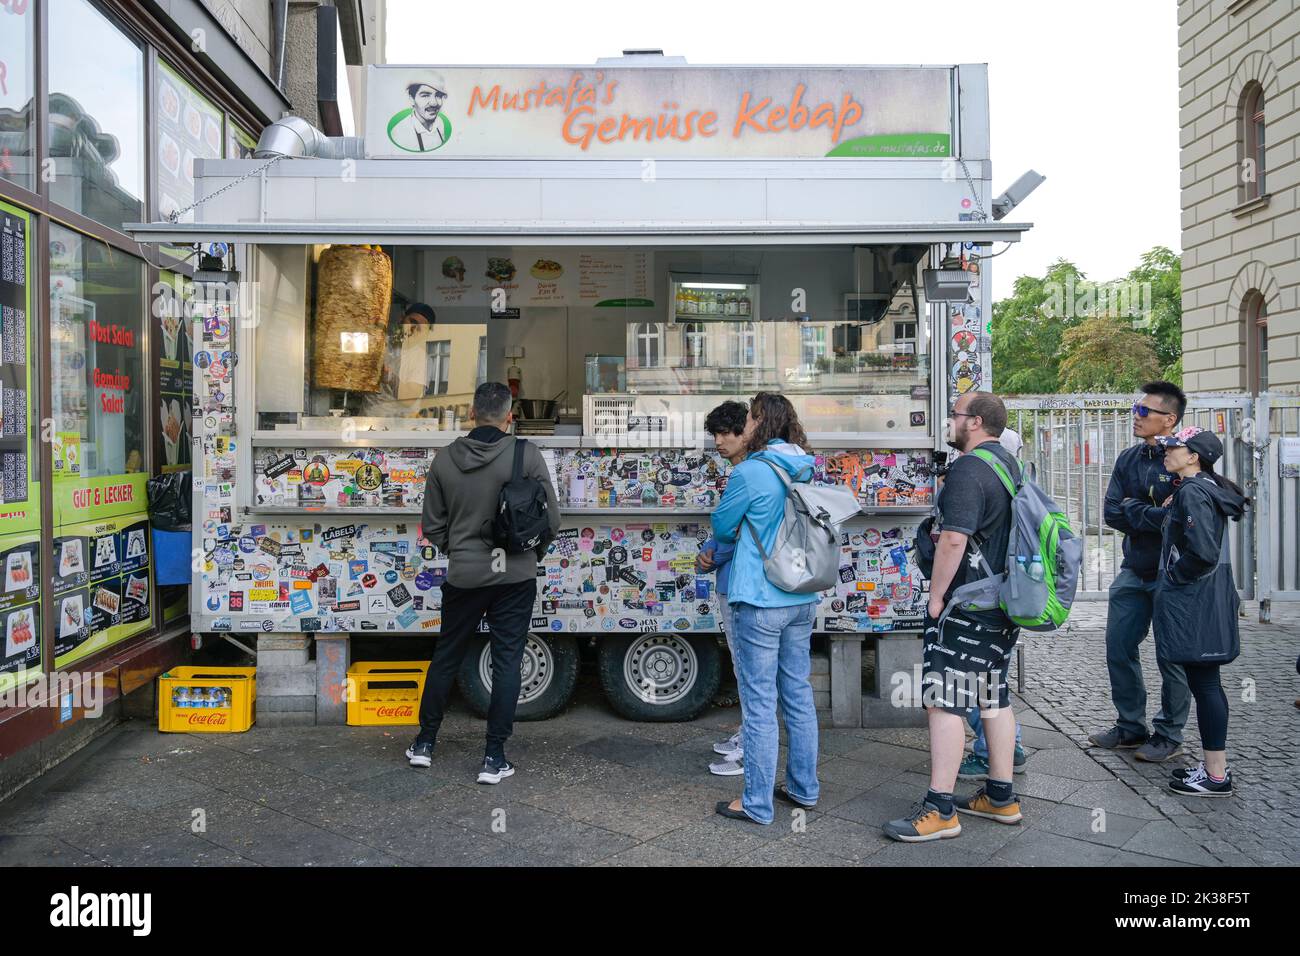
374 705 414 718
187 712 229 726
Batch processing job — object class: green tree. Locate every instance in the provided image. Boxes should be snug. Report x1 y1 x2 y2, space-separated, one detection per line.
1124 246 1182 382
989 258 1086 393
1058 317 1162 391
991 246 1182 393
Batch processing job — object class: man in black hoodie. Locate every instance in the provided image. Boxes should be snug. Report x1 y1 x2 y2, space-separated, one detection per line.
1089 381 1191 762
406 382 560 783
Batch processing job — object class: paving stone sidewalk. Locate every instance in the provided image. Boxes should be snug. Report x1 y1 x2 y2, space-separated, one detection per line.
1017 600 1300 867
2 659 1273 866
2 599 1293 867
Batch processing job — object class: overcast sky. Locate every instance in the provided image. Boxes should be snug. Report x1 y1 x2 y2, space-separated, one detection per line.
386 0 1181 301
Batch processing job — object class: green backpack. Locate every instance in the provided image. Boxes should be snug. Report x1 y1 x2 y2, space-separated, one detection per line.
960 449 1082 632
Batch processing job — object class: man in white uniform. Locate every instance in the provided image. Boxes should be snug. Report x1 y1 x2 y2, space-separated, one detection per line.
390 74 449 152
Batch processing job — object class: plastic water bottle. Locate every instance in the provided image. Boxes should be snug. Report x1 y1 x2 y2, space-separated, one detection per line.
1028 555 1045 583
176 687 192 708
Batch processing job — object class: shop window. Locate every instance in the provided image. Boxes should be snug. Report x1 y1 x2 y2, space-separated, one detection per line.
682 323 707 368
635 323 663 368
155 60 224 223
49 224 147 478
425 339 450 396
252 244 934 436
155 270 192 473
48 0 146 231
0 0 35 191
0 200 38 690
1239 82 1266 203
1244 290 1267 394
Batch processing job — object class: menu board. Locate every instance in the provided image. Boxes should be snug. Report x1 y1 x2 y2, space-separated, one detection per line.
0 530 41 690
156 271 193 473
425 250 655 310
0 201 33 525
52 514 152 667
578 251 652 307
156 61 223 224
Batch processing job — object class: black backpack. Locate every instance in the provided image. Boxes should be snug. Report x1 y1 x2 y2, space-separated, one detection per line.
491 438 554 557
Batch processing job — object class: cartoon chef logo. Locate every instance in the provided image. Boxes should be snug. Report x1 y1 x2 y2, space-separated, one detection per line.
387 72 452 153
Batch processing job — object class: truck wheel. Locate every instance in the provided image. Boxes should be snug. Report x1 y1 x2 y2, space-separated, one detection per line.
597 632 721 722
456 633 579 721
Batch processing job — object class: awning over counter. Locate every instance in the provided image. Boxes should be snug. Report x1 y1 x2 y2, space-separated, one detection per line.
125 219 1031 246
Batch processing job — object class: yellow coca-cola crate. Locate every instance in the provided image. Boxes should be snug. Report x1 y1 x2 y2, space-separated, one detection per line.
158 666 256 733
346 661 428 726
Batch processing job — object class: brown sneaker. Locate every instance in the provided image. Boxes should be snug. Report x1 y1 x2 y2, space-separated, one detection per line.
883 800 962 842
955 786 1024 824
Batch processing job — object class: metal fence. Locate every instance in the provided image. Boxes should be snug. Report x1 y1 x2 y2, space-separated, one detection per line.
1259 394 1300 618
1003 395 1256 600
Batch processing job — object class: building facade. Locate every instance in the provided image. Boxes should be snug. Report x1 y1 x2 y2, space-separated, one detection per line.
1179 0 1300 393
0 0 384 792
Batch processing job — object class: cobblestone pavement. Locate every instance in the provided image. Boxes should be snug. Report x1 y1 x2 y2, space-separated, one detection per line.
0 603 1293 866
1017 601 1300 867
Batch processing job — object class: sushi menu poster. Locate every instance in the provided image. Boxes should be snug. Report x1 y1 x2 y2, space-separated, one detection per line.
51 517 152 665
155 61 224 223
0 201 32 511
0 532 40 680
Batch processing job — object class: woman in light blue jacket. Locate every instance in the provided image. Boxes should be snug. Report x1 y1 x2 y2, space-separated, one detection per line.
711 393 820 824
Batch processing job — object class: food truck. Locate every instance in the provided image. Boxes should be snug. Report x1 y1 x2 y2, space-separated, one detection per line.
127 56 1031 726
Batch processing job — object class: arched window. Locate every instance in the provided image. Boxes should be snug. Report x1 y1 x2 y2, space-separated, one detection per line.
1243 290 1268 393
635 323 663 368
728 322 758 368
682 323 707 368
1240 82 1266 202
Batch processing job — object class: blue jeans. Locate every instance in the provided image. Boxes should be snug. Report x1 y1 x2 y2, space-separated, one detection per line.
966 707 1022 759
1106 569 1190 744
730 601 819 824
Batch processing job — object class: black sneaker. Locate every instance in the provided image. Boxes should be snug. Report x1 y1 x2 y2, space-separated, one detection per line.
477 756 515 785
405 740 433 768
1087 726 1148 750
1169 763 1233 797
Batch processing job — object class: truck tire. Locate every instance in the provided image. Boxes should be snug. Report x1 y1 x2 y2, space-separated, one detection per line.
456 633 579 722
597 632 721 722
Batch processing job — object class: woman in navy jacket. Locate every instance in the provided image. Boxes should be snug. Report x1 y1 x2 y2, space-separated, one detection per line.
1153 427 1247 797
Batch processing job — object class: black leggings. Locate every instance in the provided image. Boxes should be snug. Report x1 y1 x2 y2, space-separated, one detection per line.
1184 663 1228 751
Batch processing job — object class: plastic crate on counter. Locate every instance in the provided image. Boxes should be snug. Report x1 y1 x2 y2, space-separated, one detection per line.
158 666 256 733
346 661 429 726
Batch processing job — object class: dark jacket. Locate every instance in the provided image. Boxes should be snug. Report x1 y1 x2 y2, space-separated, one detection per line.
1152 473 1246 666
420 428 561 589
1104 442 1176 580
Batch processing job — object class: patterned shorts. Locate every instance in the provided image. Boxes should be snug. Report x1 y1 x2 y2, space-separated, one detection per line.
921 608 1018 713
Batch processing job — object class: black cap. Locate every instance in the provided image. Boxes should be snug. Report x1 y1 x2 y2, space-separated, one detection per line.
1157 426 1222 465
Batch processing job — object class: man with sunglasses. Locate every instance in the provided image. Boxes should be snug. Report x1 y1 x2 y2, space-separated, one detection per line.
1089 381 1191 762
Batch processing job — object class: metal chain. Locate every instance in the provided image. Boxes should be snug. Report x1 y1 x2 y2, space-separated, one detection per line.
957 157 988 222
165 154 284 223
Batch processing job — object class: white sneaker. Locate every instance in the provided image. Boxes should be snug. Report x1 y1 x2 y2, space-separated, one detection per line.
709 757 744 776
713 731 742 756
